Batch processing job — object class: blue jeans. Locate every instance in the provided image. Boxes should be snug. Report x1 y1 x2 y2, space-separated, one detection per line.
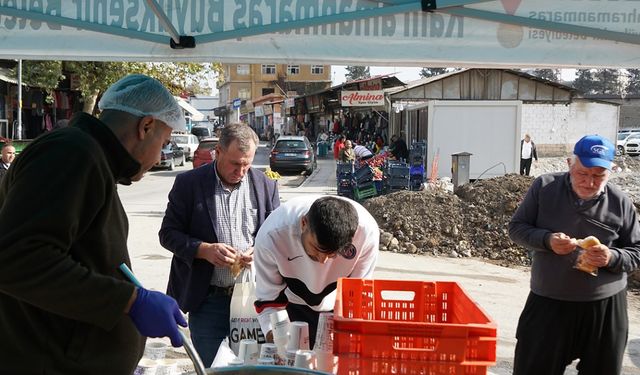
188 293 231 367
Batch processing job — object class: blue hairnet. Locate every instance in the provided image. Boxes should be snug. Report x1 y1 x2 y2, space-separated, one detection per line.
98 74 186 131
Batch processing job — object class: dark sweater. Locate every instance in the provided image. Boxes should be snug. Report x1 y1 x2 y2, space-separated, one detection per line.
0 113 144 374
509 172 640 301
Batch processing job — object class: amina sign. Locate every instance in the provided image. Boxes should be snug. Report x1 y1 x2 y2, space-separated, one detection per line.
341 90 385 107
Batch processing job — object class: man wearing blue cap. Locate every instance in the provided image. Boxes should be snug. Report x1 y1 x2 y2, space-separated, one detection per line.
508 135 640 375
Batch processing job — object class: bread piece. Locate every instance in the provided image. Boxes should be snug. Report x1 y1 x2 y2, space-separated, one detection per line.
577 235 601 248
574 236 600 276
231 256 243 278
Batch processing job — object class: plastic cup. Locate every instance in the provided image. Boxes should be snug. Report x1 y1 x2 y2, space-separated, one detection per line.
270 310 290 340
315 350 337 373
238 339 259 365
287 321 310 351
294 349 315 369
134 358 157 375
285 349 297 367
228 358 244 366
143 341 167 360
259 343 278 360
313 312 334 352
155 358 177 375
258 357 275 365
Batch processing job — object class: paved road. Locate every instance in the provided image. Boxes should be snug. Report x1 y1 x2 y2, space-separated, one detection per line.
120 142 640 374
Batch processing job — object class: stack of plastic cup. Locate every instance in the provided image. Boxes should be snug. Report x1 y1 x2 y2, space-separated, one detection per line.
313 312 337 373
287 321 310 351
238 339 259 365
294 349 316 369
270 310 291 356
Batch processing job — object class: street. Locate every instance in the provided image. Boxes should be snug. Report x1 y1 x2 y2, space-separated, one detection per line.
119 142 640 374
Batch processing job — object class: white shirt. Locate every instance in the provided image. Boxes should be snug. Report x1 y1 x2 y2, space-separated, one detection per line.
254 195 379 334
521 140 533 159
353 144 373 158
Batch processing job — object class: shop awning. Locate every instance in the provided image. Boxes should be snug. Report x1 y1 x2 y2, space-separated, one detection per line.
176 98 205 122
0 1 639 68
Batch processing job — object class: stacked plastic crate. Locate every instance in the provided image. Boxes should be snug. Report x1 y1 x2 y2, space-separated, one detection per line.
384 160 410 192
336 162 355 198
353 165 377 201
409 141 427 191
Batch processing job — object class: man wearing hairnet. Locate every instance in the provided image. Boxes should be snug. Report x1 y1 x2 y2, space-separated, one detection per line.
0 74 187 374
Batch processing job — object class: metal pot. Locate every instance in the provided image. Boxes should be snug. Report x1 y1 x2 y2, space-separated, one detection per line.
183 365 329 375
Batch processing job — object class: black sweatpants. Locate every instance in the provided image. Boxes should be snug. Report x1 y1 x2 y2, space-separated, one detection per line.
513 290 628 375
520 157 533 176
286 303 324 349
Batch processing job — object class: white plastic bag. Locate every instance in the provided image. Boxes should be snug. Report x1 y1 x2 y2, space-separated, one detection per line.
211 337 237 368
229 266 266 355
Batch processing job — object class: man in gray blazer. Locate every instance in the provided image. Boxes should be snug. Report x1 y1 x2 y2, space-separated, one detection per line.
159 123 280 366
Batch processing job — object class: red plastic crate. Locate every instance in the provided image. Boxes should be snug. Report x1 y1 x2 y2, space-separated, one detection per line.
336 355 490 375
333 279 497 366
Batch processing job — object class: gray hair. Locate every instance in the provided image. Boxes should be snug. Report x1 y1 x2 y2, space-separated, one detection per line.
218 123 259 152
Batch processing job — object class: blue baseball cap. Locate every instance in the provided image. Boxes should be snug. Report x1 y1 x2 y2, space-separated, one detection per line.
573 135 615 170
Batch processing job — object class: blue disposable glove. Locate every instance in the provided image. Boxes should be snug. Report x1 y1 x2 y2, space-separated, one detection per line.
128 288 188 347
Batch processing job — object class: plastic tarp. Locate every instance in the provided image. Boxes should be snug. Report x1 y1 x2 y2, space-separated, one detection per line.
0 0 639 67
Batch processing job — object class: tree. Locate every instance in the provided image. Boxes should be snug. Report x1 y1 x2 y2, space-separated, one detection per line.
345 66 370 81
14 61 222 113
572 69 597 95
594 69 622 95
10 61 65 103
419 68 448 78
626 69 640 96
530 69 559 82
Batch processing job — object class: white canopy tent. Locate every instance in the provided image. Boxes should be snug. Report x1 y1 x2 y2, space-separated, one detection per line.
0 0 639 68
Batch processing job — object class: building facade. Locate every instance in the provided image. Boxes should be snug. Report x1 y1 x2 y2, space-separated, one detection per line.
217 63 331 130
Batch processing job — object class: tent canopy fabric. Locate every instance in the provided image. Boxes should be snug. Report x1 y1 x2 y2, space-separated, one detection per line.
0 0 639 67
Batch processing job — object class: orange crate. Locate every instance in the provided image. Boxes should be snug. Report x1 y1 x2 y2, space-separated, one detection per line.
333 279 497 365
336 355 490 375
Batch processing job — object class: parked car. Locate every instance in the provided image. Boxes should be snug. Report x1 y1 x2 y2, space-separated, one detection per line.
269 135 316 175
171 133 199 161
154 141 185 170
624 135 640 156
191 125 213 141
192 137 219 169
616 132 640 155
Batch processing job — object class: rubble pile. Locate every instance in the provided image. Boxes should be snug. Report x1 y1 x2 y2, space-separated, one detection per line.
363 156 640 287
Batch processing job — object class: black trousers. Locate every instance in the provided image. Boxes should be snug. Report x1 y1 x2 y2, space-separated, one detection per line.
286 303 325 349
513 290 628 375
520 158 533 176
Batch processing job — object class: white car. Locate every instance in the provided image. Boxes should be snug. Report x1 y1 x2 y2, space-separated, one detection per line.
171 133 199 161
617 132 640 155
624 135 640 156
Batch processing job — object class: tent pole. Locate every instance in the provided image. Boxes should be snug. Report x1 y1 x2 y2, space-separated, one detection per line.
144 0 180 44
17 59 22 140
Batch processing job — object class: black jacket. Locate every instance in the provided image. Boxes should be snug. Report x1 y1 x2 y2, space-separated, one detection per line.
520 139 538 160
0 113 144 374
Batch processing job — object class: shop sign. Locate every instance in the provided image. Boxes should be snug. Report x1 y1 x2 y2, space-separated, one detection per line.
360 79 381 91
255 106 264 117
341 90 384 107
285 98 295 108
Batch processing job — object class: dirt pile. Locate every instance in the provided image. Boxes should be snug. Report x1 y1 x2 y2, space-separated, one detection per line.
363 156 640 287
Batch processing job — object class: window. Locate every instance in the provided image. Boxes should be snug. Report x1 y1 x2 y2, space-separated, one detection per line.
262 88 275 96
261 64 276 75
311 65 324 75
238 88 251 99
287 65 300 75
236 64 250 75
